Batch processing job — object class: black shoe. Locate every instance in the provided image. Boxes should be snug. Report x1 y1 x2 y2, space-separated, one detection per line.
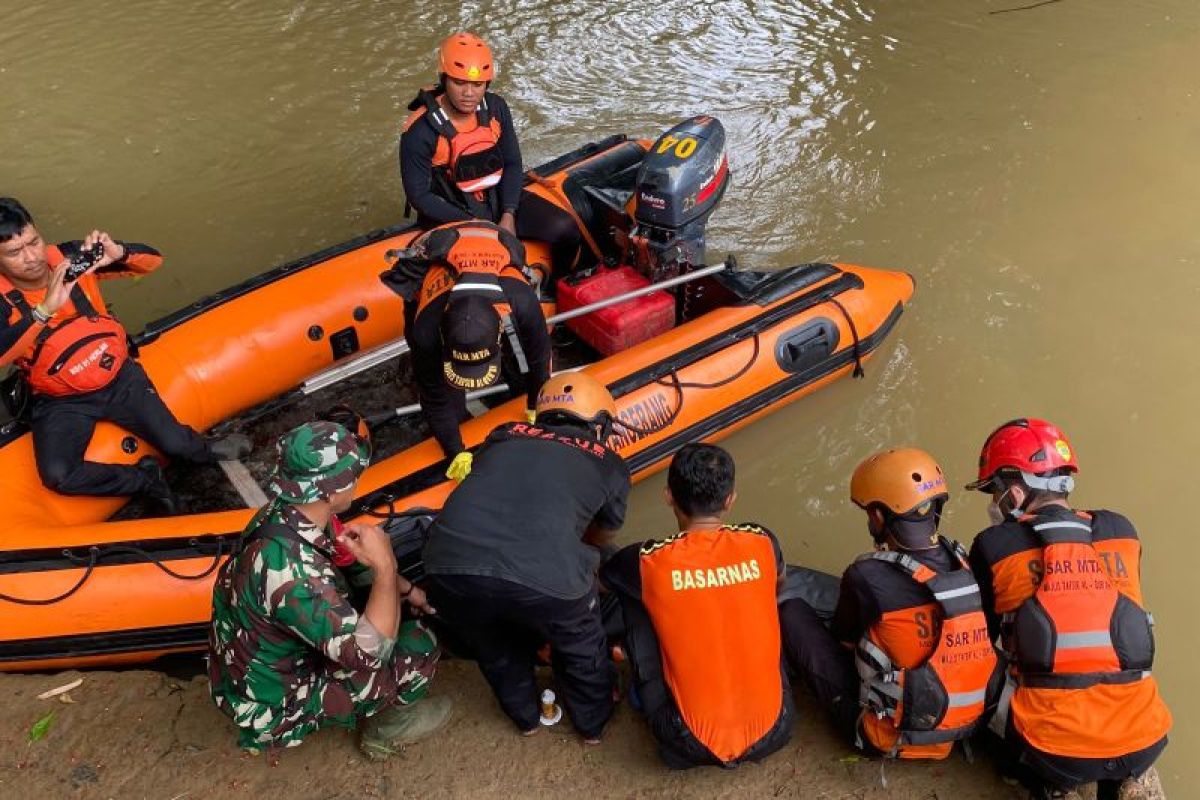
208 433 252 461
137 456 179 516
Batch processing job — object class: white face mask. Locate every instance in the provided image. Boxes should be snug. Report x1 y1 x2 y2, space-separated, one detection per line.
987 487 1014 526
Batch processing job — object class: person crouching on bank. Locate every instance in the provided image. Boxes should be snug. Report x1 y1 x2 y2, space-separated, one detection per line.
421 372 630 743
601 443 795 769
0 197 249 512
208 421 449 758
780 448 999 760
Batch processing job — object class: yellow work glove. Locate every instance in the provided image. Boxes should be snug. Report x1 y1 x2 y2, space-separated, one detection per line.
525 407 537 424
445 451 473 482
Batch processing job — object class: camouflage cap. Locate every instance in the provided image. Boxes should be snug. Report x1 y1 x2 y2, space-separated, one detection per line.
267 420 370 504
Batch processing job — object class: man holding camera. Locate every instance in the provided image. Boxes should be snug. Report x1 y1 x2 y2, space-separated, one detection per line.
0 197 247 511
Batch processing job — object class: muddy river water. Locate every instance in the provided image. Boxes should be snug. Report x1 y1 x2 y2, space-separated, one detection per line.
3 0 1197 789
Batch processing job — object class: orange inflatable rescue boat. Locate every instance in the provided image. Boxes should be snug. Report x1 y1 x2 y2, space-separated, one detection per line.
0 117 914 671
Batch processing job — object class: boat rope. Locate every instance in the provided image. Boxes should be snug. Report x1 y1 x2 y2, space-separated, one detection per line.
0 537 226 606
614 334 761 436
826 297 865 378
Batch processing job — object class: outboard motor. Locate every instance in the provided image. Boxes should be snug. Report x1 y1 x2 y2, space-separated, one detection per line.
629 115 729 282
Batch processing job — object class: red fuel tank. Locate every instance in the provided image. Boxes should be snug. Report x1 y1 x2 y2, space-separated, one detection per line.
556 266 675 356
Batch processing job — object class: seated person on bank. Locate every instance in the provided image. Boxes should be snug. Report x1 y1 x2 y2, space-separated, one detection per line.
208 420 449 758
779 448 998 760
380 220 549 477
400 32 583 274
601 443 795 769
0 197 247 510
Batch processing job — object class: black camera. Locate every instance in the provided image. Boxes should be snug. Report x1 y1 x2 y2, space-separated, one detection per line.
63 242 107 283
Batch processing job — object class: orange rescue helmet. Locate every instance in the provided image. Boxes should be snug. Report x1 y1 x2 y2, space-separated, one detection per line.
439 32 494 82
536 372 616 424
850 447 949 516
965 417 1077 493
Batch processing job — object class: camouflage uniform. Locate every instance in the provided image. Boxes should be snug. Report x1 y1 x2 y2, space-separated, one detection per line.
207 421 440 751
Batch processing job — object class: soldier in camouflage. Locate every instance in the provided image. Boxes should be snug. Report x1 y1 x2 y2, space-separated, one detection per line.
208 420 450 758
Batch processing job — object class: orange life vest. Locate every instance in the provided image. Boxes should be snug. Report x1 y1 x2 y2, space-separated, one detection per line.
0 262 129 397
638 524 783 764
1002 512 1172 758
404 89 505 219
855 538 999 759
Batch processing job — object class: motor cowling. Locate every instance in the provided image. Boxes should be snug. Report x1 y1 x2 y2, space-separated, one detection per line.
629 116 730 282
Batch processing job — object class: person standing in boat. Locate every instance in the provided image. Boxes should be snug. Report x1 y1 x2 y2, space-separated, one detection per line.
381 220 550 479
209 420 451 758
965 419 1170 800
600 443 796 769
421 373 630 743
0 197 248 512
780 448 1000 760
399 32 583 274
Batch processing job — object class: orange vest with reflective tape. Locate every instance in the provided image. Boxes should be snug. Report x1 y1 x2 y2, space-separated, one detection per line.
639 525 782 764
855 539 998 759
414 222 529 314
1005 512 1171 758
404 90 505 217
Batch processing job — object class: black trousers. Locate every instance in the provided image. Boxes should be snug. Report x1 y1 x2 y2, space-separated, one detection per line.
415 189 583 275
619 593 794 769
514 190 584 274
424 574 614 738
1007 718 1167 798
778 597 864 745
31 360 211 496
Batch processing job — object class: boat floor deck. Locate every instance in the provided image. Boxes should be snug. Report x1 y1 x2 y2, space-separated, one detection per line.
112 329 597 520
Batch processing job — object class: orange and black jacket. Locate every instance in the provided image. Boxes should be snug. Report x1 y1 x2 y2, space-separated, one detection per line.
408 269 550 456
601 524 790 765
0 240 161 368
968 506 1172 759
832 541 970 758
399 91 523 226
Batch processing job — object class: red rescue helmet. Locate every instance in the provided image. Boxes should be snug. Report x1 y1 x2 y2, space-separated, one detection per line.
965 417 1077 494
439 32 494 82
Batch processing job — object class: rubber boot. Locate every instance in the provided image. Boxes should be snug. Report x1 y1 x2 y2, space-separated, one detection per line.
1118 767 1165 800
137 457 178 516
359 696 453 761
208 433 252 461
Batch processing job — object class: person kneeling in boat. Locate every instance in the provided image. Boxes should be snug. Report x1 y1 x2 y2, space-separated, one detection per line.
965 419 1170 800
381 220 550 479
780 448 1000 760
400 32 583 274
0 197 248 512
208 420 450 758
422 373 630 742
600 443 796 769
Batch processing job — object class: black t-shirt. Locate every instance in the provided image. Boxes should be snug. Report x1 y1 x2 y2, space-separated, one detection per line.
423 420 631 599
830 540 962 646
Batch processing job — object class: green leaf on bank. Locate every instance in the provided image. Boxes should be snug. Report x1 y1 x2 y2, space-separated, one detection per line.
28 711 55 742
838 754 865 764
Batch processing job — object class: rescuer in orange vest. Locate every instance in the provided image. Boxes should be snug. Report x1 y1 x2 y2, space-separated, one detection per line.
399 32 583 273
966 419 1170 800
0 197 249 512
780 447 1000 760
380 220 551 476
601 443 795 768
